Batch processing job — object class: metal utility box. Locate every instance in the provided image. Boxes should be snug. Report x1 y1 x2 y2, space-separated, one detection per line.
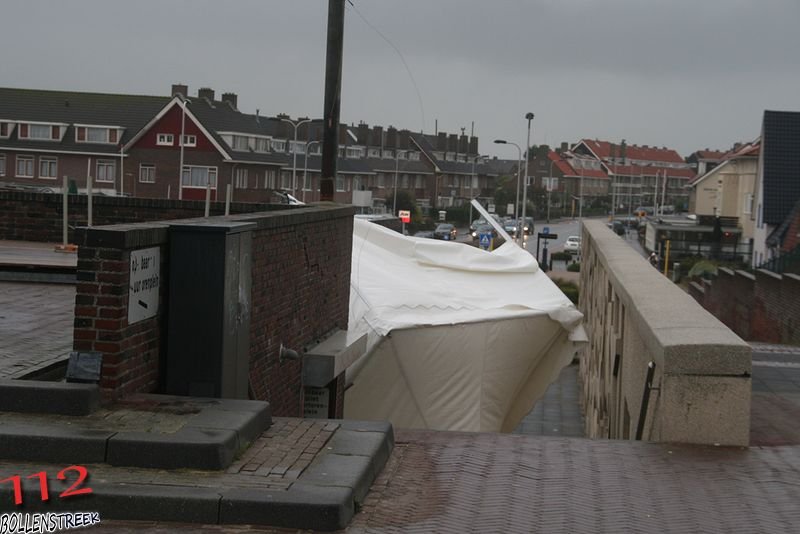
166 221 255 399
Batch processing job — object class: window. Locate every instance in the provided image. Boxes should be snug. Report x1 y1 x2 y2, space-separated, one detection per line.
382 149 394 159
368 148 380 158
272 139 286 152
472 176 479 189
233 135 249 151
280 170 292 189
377 174 385 188
401 174 409 189
346 146 364 158
255 138 270 153
75 127 116 144
181 166 218 187
409 151 420 161
0 155 5 176
303 172 313 191
235 168 249 189
96 160 116 183
308 143 322 155
157 133 174 146
290 141 305 155
181 135 197 147
352 176 361 191
0 122 13 138
30 124 52 139
415 175 424 189
336 176 345 192
264 169 276 189
744 193 754 215
87 127 107 143
16 156 34 177
139 164 156 183
39 157 57 179
445 153 456 162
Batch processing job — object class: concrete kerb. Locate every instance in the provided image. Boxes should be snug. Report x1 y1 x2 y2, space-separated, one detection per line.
0 380 100 415
0 393 272 470
0 417 394 531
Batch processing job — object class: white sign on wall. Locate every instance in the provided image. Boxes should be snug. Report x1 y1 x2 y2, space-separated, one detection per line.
304 387 330 419
128 247 160 325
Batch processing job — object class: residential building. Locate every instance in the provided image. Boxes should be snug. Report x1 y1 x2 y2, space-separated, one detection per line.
0 85 494 213
753 110 800 268
573 139 696 211
687 148 726 177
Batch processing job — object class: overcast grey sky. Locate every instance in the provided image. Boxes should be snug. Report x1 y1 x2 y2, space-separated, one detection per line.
2 0 798 158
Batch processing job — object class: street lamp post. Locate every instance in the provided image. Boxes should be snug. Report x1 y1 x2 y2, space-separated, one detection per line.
393 149 406 215
469 154 482 224
494 139 523 244
178 98 190 200
302 140 320 203
281 117 312 197
521 112 534 247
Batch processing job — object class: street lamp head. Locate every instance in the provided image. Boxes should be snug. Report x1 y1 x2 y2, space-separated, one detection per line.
525 112 534 120
493 139 507 144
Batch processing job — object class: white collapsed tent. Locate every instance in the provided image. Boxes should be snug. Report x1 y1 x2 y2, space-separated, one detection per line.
345 216 587 433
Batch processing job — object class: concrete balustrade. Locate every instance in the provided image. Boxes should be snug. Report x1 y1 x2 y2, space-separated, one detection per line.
579 220 751 446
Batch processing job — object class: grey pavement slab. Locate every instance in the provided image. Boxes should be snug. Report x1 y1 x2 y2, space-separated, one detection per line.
0 281 75 379
514 362 585 438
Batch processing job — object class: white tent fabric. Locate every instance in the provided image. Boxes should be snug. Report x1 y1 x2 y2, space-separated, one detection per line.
345 218 586 433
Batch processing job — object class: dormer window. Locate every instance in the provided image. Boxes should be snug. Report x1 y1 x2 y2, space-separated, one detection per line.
156 133 174 146
75 125 122 144
0 121 15 139
18 122 66 141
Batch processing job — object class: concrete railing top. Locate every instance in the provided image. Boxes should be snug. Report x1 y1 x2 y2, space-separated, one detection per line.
582 220 751 376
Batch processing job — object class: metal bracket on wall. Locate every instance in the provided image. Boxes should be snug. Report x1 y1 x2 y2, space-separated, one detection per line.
635 361 656 440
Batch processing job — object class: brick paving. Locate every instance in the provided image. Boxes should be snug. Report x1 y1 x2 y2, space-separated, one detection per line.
226 417 339 482
0 281 75 379
348 431 800 533
514 363 584 438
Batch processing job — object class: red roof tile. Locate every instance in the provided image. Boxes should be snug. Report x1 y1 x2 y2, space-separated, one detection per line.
580 139 686 164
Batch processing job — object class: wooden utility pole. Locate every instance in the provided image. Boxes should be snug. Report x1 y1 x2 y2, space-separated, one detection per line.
320 0 345 202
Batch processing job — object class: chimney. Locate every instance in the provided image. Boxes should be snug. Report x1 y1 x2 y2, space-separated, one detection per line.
386 126 398 148
198 87 215 101
560 142 569 153
437 132 447 150
357 122 369 145
221 92 238 110
448 133 459 153
459 134 469 153
399 129 410 150
469 136 479 154
371 125 384 147
171 84 188 98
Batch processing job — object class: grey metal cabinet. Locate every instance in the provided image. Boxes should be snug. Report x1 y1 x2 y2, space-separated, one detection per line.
165 221 255 399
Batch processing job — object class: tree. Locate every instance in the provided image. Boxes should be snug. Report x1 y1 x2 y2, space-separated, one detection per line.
385 190 416 214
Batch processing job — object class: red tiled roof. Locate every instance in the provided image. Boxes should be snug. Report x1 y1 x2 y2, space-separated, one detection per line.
694 149 726 160
580 139 685 164
721 140 760 160
547 151 576 176
607 164 695 179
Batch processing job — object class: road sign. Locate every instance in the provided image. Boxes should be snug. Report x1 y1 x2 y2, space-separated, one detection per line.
537 232 558 240
542 226 550 235
128 246 160 324
398 210 411 223
478 233 492 251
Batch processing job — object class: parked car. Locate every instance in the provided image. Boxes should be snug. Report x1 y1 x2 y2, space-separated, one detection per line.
563 235 582 254
433 223 457 241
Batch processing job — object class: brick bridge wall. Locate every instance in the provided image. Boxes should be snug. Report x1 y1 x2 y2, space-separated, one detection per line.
0 190 281 243
74 204 355 418
689 268 800 345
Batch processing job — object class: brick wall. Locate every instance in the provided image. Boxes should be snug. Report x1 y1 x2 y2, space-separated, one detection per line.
0 190 283 243
239 207 354 416
73 204 356 412
689 268 800 345
74 224 170 401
